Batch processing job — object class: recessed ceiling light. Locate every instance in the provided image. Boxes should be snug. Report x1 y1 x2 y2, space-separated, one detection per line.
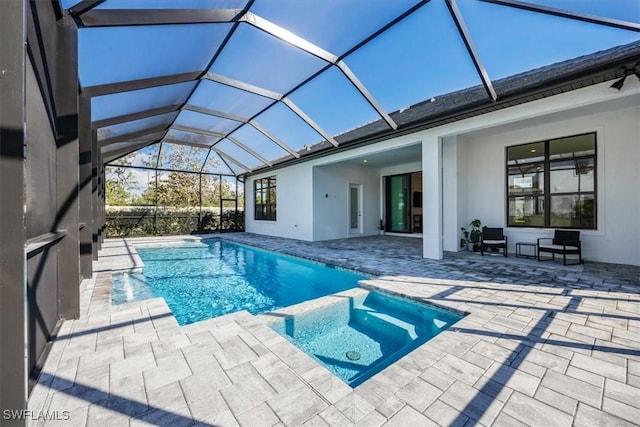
363 159 368 163
531 149 537 152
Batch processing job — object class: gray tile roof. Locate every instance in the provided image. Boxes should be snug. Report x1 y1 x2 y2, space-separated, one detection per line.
348 39 640 143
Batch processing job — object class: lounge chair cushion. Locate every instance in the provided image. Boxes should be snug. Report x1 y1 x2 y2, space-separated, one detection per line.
539 244 579 251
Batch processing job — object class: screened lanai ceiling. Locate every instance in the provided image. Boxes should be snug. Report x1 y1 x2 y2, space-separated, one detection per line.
63 0 640 177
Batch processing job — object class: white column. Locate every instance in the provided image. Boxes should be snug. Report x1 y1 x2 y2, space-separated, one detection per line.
422 135 443 259
442 136 460 252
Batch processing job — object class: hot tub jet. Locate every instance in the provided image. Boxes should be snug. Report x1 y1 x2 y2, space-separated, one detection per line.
346 350 361 361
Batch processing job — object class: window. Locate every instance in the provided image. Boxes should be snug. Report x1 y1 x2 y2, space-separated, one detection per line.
255 176 276 221
507 133 596 229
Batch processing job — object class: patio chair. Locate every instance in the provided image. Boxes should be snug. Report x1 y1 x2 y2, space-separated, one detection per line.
480 227 508 257
537 230 582 265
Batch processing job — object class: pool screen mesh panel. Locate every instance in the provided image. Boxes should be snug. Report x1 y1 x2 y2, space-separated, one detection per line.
63 0 640 177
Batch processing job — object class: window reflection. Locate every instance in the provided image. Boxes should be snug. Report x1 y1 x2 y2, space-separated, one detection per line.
254 176 276 221
506 133 596 229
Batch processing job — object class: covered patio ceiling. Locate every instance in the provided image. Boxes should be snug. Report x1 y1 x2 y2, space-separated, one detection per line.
64 0 640 177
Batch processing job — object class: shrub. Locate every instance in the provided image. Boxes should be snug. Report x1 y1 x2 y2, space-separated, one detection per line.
105 206 244 237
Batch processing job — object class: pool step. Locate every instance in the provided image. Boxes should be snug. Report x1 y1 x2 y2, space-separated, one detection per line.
353 306 418 341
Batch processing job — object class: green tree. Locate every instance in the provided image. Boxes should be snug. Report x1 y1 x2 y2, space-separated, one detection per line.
201 176 244 207
154 144 203 208
106 178 131 205
132 183 156 206
105 161 136 206
106 141 245 234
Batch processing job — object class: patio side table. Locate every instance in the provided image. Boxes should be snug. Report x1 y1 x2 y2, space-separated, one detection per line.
516 242 537 259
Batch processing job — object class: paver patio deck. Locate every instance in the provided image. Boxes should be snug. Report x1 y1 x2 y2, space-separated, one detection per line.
29 233 640 426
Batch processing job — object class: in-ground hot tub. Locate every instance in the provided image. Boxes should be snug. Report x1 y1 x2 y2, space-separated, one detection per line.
270 290 464 387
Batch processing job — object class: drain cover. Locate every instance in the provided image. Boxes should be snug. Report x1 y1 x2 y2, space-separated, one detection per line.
345 350 361 361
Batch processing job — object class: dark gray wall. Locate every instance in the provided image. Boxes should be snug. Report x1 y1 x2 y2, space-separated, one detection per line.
79 96 93 278
0 1 82 415
22 0 81 393
0 0 28 420
25 51 62 391
26 60 58 241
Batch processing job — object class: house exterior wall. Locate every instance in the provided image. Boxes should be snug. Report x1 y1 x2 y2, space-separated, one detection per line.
246 138 423 241
378 161 422 177
246 80 640 265
422 135 444 259
245 163 314 241
312 163 380 241
460 103 639 265
443 135 463 252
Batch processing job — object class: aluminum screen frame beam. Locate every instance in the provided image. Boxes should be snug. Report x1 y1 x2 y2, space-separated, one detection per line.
92 103 183 129
205 72 282 100
175 120 298 162
103 162 237 177
212 152 235 175
102 140 153 163
446 0 497 101
172 124 226 139
110 130 167 147
241 12 339 63
77 5 396 135
69 0 106 16
104 133 166 164
76 8 243 27
226 135 272 166
248 120 300 158
242 12 397 131
78 95 93 279
336 60 398 129
98 124 170 147
226 2 436 150
204 73 339 147
183 104 249 124
281 98 339 147
199 149 213 173
170 124 271 167
98 134 166 157
82 71 200 97
480 0 640 33
162 137 214 149
55 11 81 320
176 2 257 178
212 147 252 173
157 138 257 173
79 5 420 169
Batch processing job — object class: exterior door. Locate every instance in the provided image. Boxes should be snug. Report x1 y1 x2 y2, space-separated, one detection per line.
385 174 411 233
349 183 363 234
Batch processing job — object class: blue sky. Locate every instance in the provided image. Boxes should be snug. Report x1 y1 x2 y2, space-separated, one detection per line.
74 0 640 161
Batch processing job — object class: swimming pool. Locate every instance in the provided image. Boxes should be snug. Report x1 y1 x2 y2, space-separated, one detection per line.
271 290 464 387
112 239 367 325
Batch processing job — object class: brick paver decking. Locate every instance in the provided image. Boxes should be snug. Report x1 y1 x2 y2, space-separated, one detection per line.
29 234 640 426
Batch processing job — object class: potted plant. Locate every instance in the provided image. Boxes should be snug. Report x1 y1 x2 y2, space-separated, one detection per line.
460 219 482 252
379 219 385 235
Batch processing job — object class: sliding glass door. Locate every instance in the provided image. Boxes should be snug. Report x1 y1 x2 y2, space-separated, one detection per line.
385 174 411 233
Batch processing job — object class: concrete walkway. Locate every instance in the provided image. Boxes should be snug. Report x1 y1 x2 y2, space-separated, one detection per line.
29 234 640 426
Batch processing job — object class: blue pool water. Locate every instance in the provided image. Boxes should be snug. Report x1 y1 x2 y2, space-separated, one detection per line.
112 239 367 325
271 291 463 387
